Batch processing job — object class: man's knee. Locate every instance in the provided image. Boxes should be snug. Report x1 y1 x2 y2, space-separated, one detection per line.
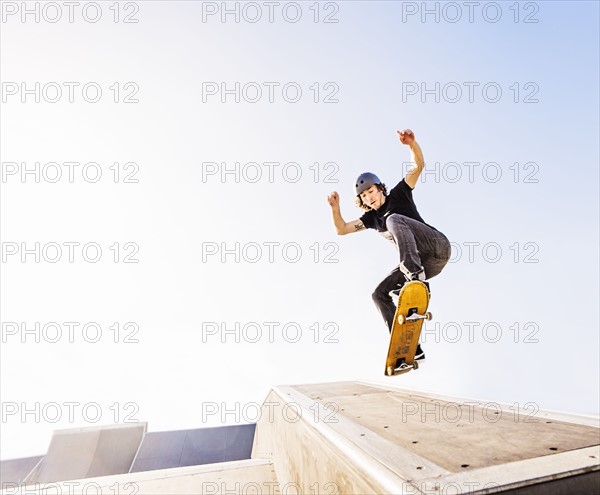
423 251 451 279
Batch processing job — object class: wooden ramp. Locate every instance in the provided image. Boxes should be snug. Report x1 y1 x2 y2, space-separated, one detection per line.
2 381 599 494
251 381 600 494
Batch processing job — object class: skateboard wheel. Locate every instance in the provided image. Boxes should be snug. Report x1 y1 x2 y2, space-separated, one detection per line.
386 366 395 376
413 361 419 370
397 315 406 325
425 312 433 321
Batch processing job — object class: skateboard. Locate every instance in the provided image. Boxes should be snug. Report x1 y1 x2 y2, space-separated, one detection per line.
385 280 432 376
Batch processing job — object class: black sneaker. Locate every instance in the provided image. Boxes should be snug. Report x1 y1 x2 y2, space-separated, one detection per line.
389 281 430 299
415 344 426 361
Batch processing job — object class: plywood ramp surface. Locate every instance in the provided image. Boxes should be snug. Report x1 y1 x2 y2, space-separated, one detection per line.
252 381 600 494
252 386 449 494
293 381 600 472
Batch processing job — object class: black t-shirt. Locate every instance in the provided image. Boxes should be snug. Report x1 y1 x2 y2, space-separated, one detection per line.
359 178 437 233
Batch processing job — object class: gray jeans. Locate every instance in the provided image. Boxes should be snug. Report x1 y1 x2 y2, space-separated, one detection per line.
372 213 451 332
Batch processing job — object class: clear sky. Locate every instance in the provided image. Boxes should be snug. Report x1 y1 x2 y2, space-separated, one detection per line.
1 0 598 459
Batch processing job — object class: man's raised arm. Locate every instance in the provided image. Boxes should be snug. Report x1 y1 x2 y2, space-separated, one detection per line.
398 129 425 189
327 191 366 235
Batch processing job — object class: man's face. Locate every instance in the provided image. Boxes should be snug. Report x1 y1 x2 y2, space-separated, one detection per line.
359 184 385 210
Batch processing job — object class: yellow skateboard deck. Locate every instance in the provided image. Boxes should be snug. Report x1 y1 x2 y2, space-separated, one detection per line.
385 280 431 376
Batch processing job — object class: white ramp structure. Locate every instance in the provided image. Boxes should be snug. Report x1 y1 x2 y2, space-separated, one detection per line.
0 457 43 491
130 424 256 472
1 381 599 494
21 423 147 485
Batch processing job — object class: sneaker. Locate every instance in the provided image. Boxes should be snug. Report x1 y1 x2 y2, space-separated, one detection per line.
389 281 430 299
415 344 426 361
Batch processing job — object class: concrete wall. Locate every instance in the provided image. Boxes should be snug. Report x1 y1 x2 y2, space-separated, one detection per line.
130 424 256 472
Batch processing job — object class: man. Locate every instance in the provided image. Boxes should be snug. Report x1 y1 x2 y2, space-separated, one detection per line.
326 129 451 363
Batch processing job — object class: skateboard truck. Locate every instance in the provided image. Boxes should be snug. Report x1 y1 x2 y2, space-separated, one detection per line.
387 361 418 376
397 311 433 325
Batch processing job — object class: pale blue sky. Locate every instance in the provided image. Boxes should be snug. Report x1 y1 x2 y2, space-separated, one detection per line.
1 1 598 459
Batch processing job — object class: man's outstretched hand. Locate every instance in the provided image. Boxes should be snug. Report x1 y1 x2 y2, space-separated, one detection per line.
327 191 340 209
397 129 415 146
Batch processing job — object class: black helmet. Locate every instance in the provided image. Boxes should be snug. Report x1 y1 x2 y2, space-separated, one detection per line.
354 172 381 196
